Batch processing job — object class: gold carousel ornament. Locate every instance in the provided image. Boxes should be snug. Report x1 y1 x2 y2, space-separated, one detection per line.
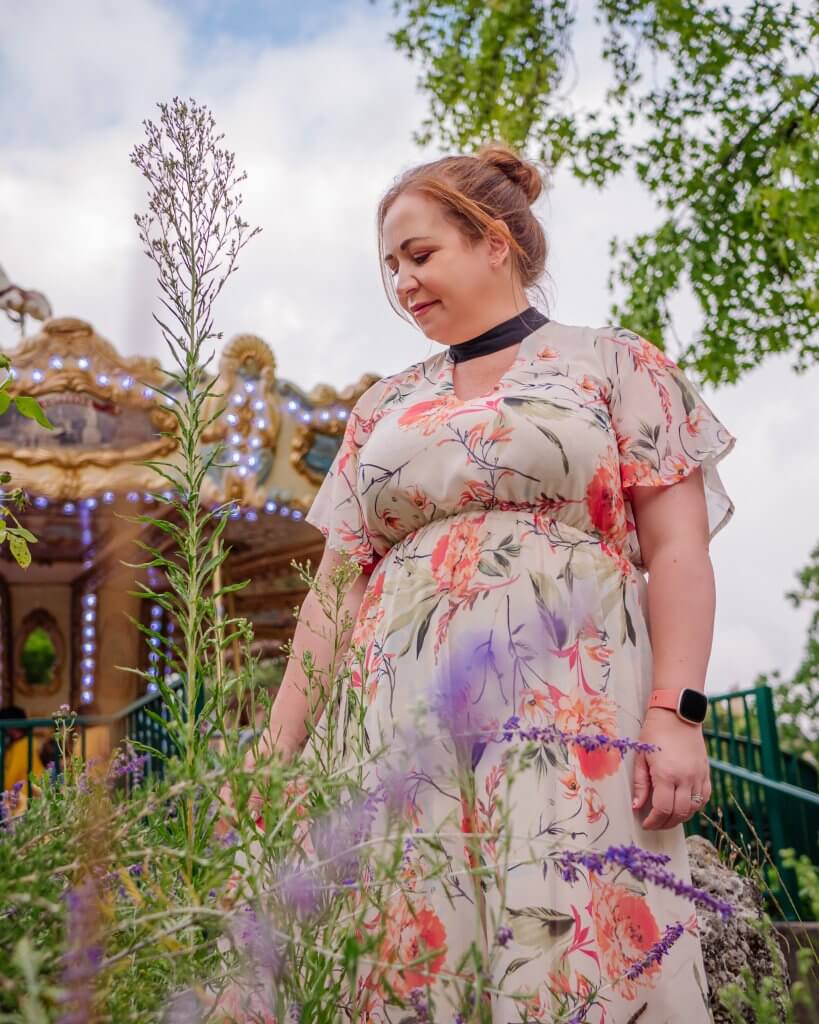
0 263 52 337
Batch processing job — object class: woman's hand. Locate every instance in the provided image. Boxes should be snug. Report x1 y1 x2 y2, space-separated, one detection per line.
631 707 712 830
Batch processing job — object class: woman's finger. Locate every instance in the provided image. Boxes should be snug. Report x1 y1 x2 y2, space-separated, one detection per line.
641 777 675 830
667 784 692 829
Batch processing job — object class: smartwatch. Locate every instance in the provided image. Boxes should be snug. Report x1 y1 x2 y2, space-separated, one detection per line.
647 687 708 726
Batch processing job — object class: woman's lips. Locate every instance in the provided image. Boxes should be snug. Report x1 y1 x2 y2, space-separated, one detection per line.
413 301 438 318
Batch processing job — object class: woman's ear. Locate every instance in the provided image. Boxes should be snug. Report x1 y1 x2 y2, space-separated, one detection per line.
486 220 512 267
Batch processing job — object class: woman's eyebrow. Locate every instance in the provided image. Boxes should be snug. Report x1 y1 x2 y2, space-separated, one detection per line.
384 236 432 262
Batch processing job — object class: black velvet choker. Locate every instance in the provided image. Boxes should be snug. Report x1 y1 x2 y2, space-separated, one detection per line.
448 306 549 363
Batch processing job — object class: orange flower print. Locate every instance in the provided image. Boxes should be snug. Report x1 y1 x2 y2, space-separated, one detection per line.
407 484 430 512
590 876 663 1000
554 687 621 781
398 396 462 436
620 457 659 489
585 458 626 546
560 767 581 799
660 453 690 482
577 375 601 399
536 344 559 360
376 895 448 998
430 517 485 598
584 787 605 823
518 687 553 725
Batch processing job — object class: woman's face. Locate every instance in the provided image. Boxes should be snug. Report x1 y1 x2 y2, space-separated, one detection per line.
381 191 521 344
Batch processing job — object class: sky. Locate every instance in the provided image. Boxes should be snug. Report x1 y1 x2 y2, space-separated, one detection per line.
1 0 816 696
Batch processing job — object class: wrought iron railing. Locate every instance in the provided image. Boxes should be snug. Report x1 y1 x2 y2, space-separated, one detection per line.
687 684 819 921
0 684 178 800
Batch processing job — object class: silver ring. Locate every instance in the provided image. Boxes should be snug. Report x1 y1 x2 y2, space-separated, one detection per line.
691 794 703 804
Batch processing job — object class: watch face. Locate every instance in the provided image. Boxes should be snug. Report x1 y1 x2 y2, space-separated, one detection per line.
679 688 708 723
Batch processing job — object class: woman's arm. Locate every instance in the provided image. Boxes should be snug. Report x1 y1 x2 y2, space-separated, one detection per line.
254 545 370 762
628 467 715 830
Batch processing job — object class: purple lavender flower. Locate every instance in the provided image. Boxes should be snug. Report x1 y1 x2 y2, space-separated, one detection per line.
430 637 497 759
107 742 148 786
624 921 685 979
0 780 24 823
275 863 322 920
310 797 378 885
494 716 658 758
556 844 734 920
495 925 513 948
56 876 104 1024
164 987 204 1023
408 987 431 1023
230 903 286 980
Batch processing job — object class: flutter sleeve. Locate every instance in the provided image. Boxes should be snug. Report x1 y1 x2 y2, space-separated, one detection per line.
597 325 737 544
303 380 390 576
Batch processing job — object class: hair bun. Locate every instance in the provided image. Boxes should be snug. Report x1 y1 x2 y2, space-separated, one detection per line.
478 143 544 204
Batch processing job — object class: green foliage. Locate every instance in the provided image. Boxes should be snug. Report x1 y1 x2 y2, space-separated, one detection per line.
0 352 53 569
767 540 819 763
380 0 818 385
716 940 815 1024
777 848 819 921
20 627 57 686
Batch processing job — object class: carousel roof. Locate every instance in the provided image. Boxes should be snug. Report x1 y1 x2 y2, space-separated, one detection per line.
0 316 379 580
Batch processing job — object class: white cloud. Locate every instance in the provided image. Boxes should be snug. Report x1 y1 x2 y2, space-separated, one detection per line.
1 0 816 695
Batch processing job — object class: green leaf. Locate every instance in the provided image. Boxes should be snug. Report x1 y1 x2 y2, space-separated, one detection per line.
8 533 31 568
0 391 10 416
14 396 54 430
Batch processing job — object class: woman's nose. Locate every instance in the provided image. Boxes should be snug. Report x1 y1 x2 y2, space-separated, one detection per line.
396 267 419 303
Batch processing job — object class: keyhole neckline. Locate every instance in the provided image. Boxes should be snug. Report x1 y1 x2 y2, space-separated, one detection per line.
440 319 556 403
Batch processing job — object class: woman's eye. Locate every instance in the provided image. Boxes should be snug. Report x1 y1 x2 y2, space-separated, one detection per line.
388 253 430 276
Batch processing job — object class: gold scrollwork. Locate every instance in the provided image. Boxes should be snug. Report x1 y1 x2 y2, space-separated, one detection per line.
0 317 179 499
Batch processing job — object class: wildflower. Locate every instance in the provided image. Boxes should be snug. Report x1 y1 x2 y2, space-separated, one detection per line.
311 797 378 885
494 715 658 758
556 844 734 920
0 780 24 823
274 862 322 920
430 637 496 756
107 742 148 786
56 876 104 1024
495 925 513 948
231 903 286 979
164 987 204 1023
624 921 685 979
408 986 431 1022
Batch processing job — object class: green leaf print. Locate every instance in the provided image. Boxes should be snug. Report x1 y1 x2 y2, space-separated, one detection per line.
499 955 537 986
507 905 574 954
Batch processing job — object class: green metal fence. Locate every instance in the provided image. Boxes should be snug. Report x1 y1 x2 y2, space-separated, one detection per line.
686 684 819 921
0 684 178 801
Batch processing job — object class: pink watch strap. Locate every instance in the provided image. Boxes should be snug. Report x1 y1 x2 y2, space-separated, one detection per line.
647 688 682 712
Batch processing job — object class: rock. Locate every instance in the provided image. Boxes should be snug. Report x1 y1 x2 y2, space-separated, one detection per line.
686 835 790 1023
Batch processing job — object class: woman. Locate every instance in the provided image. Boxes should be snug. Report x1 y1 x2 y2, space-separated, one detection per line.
249 143 735 1022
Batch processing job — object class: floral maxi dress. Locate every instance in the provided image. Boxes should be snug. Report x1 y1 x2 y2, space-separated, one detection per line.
303 320 736 1023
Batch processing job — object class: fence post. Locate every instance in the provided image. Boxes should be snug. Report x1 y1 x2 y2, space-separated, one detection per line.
755 684 804 918
756 685 782 782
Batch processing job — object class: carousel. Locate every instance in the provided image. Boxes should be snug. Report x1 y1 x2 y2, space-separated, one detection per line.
0 278 377 719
